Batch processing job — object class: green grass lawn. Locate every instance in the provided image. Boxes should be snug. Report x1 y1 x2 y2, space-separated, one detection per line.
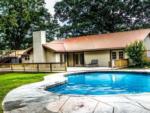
0 72 48 113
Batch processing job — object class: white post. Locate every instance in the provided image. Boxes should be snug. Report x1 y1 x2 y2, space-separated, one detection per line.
33 31 46 63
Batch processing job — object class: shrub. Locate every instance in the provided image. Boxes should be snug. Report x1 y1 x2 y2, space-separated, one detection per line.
125 41 145 67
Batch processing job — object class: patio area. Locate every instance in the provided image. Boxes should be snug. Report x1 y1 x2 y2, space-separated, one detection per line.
2 69 150 113
67 67 150 72
67 67 112 72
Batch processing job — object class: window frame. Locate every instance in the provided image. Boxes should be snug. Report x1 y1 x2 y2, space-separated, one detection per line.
25 55 30 61
112 52 117 60
119 51 124 59
75 54 79 64
60 54 63 63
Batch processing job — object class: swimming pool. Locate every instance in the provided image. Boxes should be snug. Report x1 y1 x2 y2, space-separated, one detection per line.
47 72 150 95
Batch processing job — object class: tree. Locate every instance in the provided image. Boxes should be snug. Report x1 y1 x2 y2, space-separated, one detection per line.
0 0 59 50
54 0 150 38
125 41 145 67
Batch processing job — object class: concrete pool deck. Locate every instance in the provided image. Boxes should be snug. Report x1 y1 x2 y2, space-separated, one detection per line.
2 69 150 113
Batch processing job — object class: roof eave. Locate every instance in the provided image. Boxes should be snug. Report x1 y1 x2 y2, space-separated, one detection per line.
56 47 125 53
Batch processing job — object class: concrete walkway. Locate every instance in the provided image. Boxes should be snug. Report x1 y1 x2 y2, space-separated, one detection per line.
67 67 112 72
2 69 150 113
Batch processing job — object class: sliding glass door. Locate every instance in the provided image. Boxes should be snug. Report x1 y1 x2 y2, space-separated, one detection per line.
74 53 84 66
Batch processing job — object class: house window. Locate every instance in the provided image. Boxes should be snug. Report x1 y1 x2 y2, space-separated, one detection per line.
60 54 63 63
64 54 67 62
119 51 124 59
75 54 79 64
60 53 65 63
80 53 84 65
25 55 30 60
112 52 117 60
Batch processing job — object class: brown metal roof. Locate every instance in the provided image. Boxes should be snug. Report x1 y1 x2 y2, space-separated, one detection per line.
44 29 150 52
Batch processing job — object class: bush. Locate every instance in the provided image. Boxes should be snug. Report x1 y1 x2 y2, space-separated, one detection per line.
125 41 145 67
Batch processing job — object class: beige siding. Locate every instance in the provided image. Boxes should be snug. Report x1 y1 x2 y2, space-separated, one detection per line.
22 52 33 63
22 49 61 63
144 36 150 62
45 50 55 62
144 36 150 50
45 50 61 62
84 51 110 67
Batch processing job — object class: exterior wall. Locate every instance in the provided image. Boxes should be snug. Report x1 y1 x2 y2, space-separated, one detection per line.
144 52 150 62
144 35 150 62
45 50 61 63
22 52 33 63
45 50 56 62
33 31 46 63
22 49 129 67
22 49 61 63
144 35 150 51
84 50 110 67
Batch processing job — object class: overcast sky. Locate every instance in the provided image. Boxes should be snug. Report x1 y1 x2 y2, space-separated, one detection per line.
45 0 61 15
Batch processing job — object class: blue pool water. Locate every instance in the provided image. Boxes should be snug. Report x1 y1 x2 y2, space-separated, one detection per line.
47 72 150 95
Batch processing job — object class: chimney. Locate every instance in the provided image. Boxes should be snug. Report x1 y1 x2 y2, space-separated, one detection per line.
33 31 46 63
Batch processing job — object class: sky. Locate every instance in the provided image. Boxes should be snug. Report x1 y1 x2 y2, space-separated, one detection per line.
45 0 61 15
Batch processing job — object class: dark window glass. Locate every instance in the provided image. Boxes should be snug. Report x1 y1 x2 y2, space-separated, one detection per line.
112 52 117 60
25 55 30 60
80 53 84 65
64 54 67 62
119 51 124 59
75 54 79 64
60 54 63 63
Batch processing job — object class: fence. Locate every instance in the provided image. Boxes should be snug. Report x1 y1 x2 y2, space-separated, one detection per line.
114 59 129 68
0 63 67 72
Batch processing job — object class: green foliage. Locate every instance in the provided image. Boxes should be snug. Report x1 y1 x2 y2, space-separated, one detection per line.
0 73 47 113
125 41 145 67
0 0 59 49
54 0 150 38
